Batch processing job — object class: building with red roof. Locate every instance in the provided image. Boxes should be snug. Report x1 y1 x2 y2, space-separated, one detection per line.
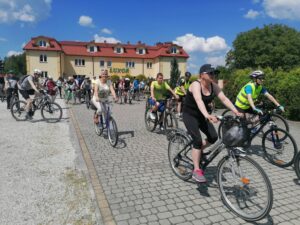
23 36 189 79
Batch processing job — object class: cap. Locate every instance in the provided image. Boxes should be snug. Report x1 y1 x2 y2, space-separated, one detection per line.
199 64 215 74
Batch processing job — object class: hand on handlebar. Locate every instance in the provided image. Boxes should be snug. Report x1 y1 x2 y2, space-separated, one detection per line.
253 107 263 115
206 115 218 123
278 105 285 112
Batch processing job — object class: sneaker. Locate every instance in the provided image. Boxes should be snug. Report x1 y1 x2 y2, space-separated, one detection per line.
160 125 165 131
25 113 33 120
192 169 207 183
149 112 156 120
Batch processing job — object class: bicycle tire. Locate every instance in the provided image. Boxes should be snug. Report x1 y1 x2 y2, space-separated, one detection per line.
108 117 118 147
164 112 178 130
217 154 273 221
41 102 63 123
262 127 297 168
144 109 157 132
10 95 19 108
94 113 103 136
10 100 27 121
294 151 300 180
262 113 289 139
168 132 193 181
85 94 90 109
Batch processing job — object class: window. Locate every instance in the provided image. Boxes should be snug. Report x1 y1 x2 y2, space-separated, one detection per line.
138 48 144 54
107 61 112 67
39 54 47 63
147 62 152 69
100 60 105 67
116 47 122 54
126 61 135 68
171 46 177 54
39 40 46 47
42 71 48 78
89 46 95 52
75 59 85 66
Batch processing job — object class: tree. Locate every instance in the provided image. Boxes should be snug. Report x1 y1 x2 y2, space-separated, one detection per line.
169 57 181 88
3 53 26 76
227 24 300 70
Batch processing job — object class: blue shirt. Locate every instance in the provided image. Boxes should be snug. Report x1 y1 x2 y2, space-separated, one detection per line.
245 84 267 95
133 79 139 89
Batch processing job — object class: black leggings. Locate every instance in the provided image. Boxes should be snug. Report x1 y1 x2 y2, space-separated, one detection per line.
182 112 218 150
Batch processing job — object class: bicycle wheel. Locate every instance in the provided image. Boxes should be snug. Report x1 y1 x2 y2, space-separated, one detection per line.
144 109 157 132
10 95 18 108
107 117 118 147
168 132 193 181
41 102 63 123
294 151 300 180
262 114 289 137
10 100 27 121
217 154 273 221
85 94 90 109
164 112 178 130
94 113 103 136
262 127 297 168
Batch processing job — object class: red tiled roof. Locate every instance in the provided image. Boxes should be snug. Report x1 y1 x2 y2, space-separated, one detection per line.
24 36 189 59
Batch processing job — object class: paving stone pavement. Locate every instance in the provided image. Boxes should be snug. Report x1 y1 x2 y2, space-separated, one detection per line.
71 99 300 225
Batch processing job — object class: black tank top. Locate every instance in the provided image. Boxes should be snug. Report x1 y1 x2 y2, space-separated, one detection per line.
183 80 215 116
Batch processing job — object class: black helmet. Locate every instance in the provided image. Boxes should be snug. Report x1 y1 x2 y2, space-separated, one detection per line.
249 70 265 79
185 71 191 78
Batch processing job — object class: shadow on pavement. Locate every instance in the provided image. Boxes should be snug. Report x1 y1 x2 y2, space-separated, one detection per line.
113 130 135 149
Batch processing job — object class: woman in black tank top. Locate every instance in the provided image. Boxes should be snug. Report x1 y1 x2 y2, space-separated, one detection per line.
182 64 241 183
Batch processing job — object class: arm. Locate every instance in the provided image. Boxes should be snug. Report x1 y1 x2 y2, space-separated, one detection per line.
180 85 186 95
29 79 39 93
109 84 117 100
150 83 155 101
265 92 280 107
94 83 99 101
167 86 179 99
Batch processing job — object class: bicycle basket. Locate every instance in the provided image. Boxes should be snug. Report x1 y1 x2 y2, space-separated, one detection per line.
222 117 250 147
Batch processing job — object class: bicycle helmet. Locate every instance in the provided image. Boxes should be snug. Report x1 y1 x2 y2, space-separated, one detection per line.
185 71 191 78
249 70 265 79
33 68 42 74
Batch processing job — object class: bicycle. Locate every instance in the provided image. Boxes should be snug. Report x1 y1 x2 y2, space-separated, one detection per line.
93 100 118 147
10 90 63 122
294 151 300 180
82 89 91 109
167 116 273 221
218 107 297 168
144 97 178 132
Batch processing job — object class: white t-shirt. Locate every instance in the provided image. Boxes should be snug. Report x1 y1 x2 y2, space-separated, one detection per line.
96 80 111 100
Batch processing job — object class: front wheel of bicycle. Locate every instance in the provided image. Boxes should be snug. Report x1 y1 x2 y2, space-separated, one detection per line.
144 109 157 132
262 127 297 168
168 132 193 181
10 100 27 121
262 114 289 139
217 154 273 221
85 95 90 109
41 102 63 123
107 117 118 147
294 151 300 180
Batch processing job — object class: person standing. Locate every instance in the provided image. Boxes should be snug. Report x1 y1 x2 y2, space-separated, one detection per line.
5 70 19 109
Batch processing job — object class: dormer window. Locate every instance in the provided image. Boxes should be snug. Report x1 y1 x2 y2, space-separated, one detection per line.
114 46 124 54
170 46 177 54
39 40 47 47
137 48 145 55
89 46 95 52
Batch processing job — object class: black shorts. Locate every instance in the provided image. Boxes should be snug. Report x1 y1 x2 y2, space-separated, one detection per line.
177 95 185 102
235 104 255 114
182 111 218 150
19 89 35 100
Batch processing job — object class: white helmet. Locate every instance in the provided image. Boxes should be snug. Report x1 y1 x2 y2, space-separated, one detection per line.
33 68 42 74
249 70 265 79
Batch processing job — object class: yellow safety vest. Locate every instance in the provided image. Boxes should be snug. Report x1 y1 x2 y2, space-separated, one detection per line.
235 82 262 109
175 79 190 96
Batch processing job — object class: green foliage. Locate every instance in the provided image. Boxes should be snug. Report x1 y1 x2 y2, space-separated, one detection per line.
169 58 181 88
110 75 120 83
136 74 147 81
3 53 26 76
228 24 300 70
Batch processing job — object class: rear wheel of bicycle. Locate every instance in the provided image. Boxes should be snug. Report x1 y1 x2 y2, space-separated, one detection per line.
217 154 273 221
294 151 300 180
164 112 178 130
262 114 289 138
168 132 193 181
262 127 297 168
10 100 27 121
41 102 63 123
10 95 19 108
108 117 118 147
144 109 157 132
85 94 90 109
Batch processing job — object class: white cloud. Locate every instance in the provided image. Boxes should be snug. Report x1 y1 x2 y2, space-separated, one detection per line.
205 56 226 67
174 33 228 53
0 0 52 24
263 0 300 20
244 9 260 19
101 28 112 34
0 37 7 41
78 15 94 27
21 42 26 48
7 50 23 57
94 34 120 43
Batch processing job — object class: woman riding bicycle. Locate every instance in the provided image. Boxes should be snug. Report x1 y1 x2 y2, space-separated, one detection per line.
92 69 118 124
183 64 242 183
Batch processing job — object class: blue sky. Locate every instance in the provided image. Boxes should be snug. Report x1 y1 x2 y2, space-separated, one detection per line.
1 0 300 73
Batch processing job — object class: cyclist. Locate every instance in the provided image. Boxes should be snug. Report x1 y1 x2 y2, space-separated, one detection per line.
80 77 92 102
5 70 19 109
235 70 284 115
133 76 139 99
92 70 118 124
17 69 43 120
123 77 131 102
175 71 192 118
183 64 241 183
149 72 179 130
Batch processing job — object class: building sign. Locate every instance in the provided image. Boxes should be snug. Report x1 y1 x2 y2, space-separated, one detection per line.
109 68 130 74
